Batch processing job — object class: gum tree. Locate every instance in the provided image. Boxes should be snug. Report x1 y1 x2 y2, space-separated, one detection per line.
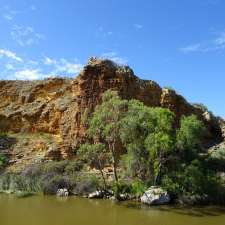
87 90 127 182
120 100 176 185
78 143 110 189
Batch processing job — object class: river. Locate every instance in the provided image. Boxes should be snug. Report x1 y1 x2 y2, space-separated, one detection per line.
0 194 225 225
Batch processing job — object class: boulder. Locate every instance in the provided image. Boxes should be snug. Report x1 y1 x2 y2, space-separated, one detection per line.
88 190 104 199
141 186 170 205
56 188 69 197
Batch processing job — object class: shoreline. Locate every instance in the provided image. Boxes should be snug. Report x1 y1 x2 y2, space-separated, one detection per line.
1 190 224 207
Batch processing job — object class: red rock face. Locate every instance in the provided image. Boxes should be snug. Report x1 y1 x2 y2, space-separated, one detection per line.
0 58 223 171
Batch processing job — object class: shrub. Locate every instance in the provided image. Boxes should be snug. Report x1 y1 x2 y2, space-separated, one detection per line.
0 173 41 193
162 175 183 196
42 160 68 174
21 164 43 178
42 175 71 195
0 173 11 190
0 153 7 169
112 181 131 197
161 159 225 203
64 160 84 175
176 115 206 161
73 174 100 195
130 180 146 197
208 148 225 172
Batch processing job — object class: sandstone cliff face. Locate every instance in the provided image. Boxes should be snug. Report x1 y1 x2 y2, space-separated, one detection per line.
0 58 223 171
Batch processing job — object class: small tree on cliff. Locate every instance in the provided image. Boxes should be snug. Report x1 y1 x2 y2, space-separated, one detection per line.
87 90 127 183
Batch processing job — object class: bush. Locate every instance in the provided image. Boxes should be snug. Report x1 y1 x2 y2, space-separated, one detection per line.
162 175 183 196
73 174 100 195
161 159 225 204
0 153 7 169
64 160 84 175
176 115 206 162
130 180 146 197
0 173 11 190
42 161 69 174
208 148 225 172
0 173 41 193
0 160 89 195
42 175 71 195
112 181 131 197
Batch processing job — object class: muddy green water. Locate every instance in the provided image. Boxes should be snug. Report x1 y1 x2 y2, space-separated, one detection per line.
0 194 225 225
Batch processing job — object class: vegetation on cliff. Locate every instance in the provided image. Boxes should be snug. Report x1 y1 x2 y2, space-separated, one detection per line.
0 58 222 172
0 58 224 205
0 90 225 204
76 90 225 203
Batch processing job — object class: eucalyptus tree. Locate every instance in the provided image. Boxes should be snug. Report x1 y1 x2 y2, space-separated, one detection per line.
120 100 176 185
78 143 110 189
176 114 207 161
87 90 128 182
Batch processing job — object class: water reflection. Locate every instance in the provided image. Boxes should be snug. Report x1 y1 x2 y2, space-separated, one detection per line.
0 194 225 225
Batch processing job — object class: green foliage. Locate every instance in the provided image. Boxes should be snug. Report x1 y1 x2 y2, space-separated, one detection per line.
130 180 147 197
161 175 183 195
0 132 7 138
87 90 128 182
208 148 225 172
182 160 208 194
64 160 84 175
112 179 146 197
78 143 108 168
176 115 206 160
162 159 225 202
112 180 131 196
78 143 110 189
79 143 110 167
81 108 91 127
120 100 176 184
42 174 70 195
42 160 68 174
0 89 222 204
88 90 127 142
73 174 101 195
0 173 42 193
0 160 85 194
0 153 7 169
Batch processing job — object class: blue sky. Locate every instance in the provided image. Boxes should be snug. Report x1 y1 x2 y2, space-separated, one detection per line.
0 0 224 118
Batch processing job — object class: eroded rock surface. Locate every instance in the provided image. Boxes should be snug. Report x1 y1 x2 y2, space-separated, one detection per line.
0 58 223 171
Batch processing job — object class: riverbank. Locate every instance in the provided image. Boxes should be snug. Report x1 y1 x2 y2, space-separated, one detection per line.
0 186 224 207
1 159 225 206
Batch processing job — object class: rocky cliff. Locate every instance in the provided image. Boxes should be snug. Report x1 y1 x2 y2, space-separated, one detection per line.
0 58 223 171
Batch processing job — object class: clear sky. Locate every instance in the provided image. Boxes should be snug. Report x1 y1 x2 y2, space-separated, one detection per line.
0 0 224 118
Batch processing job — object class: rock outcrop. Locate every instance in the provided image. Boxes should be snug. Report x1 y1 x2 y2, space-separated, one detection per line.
141 186 170 205
0 58 223 171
